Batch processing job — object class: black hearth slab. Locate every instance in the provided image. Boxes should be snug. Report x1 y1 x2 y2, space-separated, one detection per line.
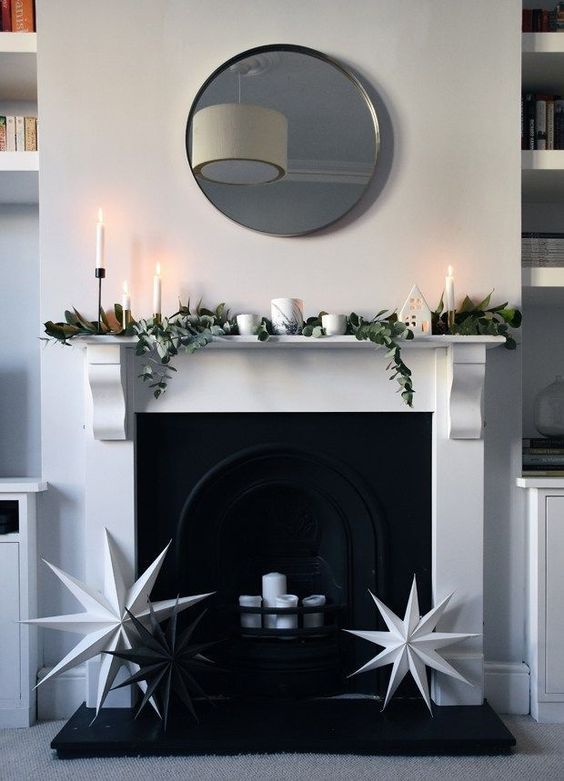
51 699 515 758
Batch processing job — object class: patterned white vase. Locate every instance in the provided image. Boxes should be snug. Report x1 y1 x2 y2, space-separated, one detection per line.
271 298 304 335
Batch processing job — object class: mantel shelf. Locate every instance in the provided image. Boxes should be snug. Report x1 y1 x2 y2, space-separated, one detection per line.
82 335 504 442
78 334 506 349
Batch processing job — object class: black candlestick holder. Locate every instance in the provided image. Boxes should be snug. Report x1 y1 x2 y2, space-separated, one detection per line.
95 267 105 334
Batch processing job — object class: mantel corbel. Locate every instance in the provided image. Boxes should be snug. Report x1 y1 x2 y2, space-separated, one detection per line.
86 344 127 440
446 343 487 440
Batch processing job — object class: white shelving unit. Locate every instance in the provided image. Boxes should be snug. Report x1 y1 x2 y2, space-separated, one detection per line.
0 32 38 204
0 478 47 728
520 24 564 723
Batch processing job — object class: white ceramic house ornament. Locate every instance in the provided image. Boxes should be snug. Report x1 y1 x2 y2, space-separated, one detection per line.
399 285 432 337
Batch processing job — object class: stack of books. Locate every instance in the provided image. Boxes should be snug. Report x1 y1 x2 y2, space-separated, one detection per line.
522 94 564 150
0 116 37 151
522 233 564 267
523 438 564 476
0 0 35 32
523 4 564 31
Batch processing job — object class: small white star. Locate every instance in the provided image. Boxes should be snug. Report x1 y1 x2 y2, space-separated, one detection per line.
24 529 212 716
344 576 478 713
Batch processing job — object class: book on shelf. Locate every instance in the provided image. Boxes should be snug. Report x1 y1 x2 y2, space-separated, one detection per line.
522 94 564 150
0 0 10 32
0 115 37 151
523 454 564 465
523 4 564 31
522 233 564 267
524 437 564 449
522 470 564 477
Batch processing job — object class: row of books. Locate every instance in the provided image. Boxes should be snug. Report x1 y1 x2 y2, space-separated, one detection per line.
0 0 35 32
522 233 564 267
0 116 37 152
522 94 564 150
523 438 564 475
523 5 564 31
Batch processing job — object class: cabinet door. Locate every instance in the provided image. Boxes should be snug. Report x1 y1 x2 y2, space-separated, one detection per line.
0 543 20 703
546 497 564 694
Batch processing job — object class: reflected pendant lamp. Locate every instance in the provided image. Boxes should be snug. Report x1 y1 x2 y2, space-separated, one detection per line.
191 103 288 185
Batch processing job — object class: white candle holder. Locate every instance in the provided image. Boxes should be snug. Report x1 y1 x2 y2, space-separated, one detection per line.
271 298 303 335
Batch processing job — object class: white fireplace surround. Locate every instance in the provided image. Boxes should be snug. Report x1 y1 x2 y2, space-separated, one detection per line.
81 334 503 707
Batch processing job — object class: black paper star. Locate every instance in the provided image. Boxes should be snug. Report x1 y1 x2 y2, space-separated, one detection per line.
107 598 218 730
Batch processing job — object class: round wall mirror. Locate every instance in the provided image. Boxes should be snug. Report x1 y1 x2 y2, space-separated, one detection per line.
186 44 380 236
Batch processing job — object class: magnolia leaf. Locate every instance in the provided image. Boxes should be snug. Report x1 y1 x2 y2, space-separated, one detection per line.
459 295 476 313
476 291 493 311
72 308 97 333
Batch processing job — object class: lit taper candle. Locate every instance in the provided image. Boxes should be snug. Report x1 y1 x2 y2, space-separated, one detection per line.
95 208 106 334
122 280 131 330
445 265 455 328
152 262 162 321
95 208 105 270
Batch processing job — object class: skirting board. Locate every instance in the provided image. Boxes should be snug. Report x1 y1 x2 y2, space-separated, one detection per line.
484 662 530 715
37 661 531 720
37 665 86 721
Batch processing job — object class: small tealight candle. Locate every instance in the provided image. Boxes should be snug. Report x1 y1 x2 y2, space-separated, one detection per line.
95 208 105 270
152 263 162 318
275 594 299 630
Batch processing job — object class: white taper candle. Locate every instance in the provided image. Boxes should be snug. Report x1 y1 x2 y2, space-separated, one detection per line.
152 262 162 316
95 208 105 270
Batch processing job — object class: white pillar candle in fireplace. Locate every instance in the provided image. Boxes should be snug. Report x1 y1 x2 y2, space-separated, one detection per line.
303 594 326 628
275 594 298 630
262 572 287 628
239 595 262 629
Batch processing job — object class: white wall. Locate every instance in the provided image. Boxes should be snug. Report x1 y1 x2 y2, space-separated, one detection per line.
0 206 40 476
36 0 523 697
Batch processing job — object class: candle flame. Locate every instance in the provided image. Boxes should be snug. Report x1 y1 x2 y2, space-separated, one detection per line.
447 265 453 276
97 208 103 222
155 262 161 275
123 280 128 294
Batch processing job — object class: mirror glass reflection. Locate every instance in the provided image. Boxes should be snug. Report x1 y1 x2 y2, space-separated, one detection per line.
186 45 380 236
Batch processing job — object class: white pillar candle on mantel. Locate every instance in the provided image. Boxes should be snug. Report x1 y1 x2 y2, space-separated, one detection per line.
445 265 455 312
275 594 298 630
303 594 326 628
95 208 105 270
239 595 262 629
262 572 287 628
152 263 162 316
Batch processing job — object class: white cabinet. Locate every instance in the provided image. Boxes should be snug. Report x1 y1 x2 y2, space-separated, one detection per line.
0 478 46 728
518 478 564 722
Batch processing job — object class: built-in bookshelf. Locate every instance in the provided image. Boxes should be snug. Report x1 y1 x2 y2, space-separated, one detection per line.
521 12 564 451
0 31 37 204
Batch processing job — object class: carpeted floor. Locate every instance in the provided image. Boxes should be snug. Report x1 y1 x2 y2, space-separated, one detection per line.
1 716 563 781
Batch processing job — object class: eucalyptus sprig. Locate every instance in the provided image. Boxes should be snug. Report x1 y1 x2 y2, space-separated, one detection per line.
134 301 235 398
298 310 414 406
349 311 415 407
432 291 521 349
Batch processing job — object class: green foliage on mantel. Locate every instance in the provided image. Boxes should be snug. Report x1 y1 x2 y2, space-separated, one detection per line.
43 295 521 407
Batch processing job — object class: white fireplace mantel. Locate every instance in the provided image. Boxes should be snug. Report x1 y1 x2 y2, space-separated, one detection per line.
82 335 504 443
80 331 506 709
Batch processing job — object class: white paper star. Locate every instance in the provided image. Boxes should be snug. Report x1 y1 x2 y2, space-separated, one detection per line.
24 529 212 716
344 576 478 713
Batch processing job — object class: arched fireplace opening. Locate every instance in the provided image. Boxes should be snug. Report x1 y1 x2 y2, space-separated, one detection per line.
136 412 432 701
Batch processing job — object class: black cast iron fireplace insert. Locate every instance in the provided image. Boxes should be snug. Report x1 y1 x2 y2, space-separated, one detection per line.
137 412 432 700
51 412 516 757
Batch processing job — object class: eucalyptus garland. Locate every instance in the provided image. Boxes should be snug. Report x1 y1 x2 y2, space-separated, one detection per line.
43 292 521 408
